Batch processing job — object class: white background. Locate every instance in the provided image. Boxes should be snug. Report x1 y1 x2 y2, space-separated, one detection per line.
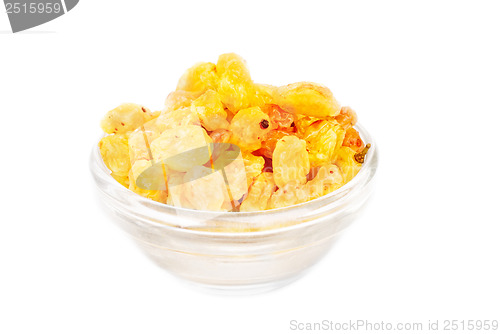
1 1 499 333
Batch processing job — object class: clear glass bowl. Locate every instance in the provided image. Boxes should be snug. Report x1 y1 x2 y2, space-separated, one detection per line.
90 124 378 294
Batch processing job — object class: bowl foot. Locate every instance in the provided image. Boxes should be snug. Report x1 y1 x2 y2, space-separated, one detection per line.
179 273 307 296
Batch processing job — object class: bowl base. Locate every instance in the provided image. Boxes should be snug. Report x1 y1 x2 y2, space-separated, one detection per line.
179 272 307 296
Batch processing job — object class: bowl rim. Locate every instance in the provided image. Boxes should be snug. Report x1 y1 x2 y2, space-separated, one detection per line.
90 122 378 235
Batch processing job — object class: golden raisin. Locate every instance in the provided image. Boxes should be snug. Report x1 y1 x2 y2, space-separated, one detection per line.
191 90 230 131
253 129 290 159
217 53 255 113
229 106 271 151
274 82 341 118
342 127 364 152
101 103 156 134
99 134 131 177
272 135 310 188
261 104 296 130
176 62 218 93
240 172 276 211
333 106 358 129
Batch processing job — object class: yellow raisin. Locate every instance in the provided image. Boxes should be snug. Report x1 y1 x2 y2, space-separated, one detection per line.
217 53 255 113
129 160 168 203
306 164 344 200
180 166 227 211
219 152 249 204
268 181 309 209
127 118 161 165
155 107 201 133
342 127 365 152
296 117 346 167
241 151 265 186
334 146 362 183
176 62 218 93
274 82 341 118
99 134 131 177
251 83 276 107
191 90 230 131
100 103 155 134
150 125 212 172
240 172 276 211
272 135 310 188
229 106 270 151
332 106 358 129
164 90 202 112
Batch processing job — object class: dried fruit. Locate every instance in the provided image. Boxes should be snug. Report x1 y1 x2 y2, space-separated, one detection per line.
166 171 188 207
261 104 296 130
208 130 233 162
191 90 230 131
99 133 131 177
254 129 291 159
269 164 343 208
219 153 249 204
176 62 218 93
274 82 341 118
272 135 310 188
268 181 309 209
252 83 276 107
333 106 358 129
210 129 232 144
296 117 346 167
241 152 265 185
150 125 212 172
164 90 202 112
101 103 156 134
240 173 276 211
127 119 160 165
156 107 201 133
129 159 168 203
342 127 364 152
306 164 343 200
98 53 369 212
229 106 271 151
181 166 227 211
334 146 362 183
217 53 255 113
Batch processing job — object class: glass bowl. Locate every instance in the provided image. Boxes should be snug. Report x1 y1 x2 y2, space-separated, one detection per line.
90 123 378 294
